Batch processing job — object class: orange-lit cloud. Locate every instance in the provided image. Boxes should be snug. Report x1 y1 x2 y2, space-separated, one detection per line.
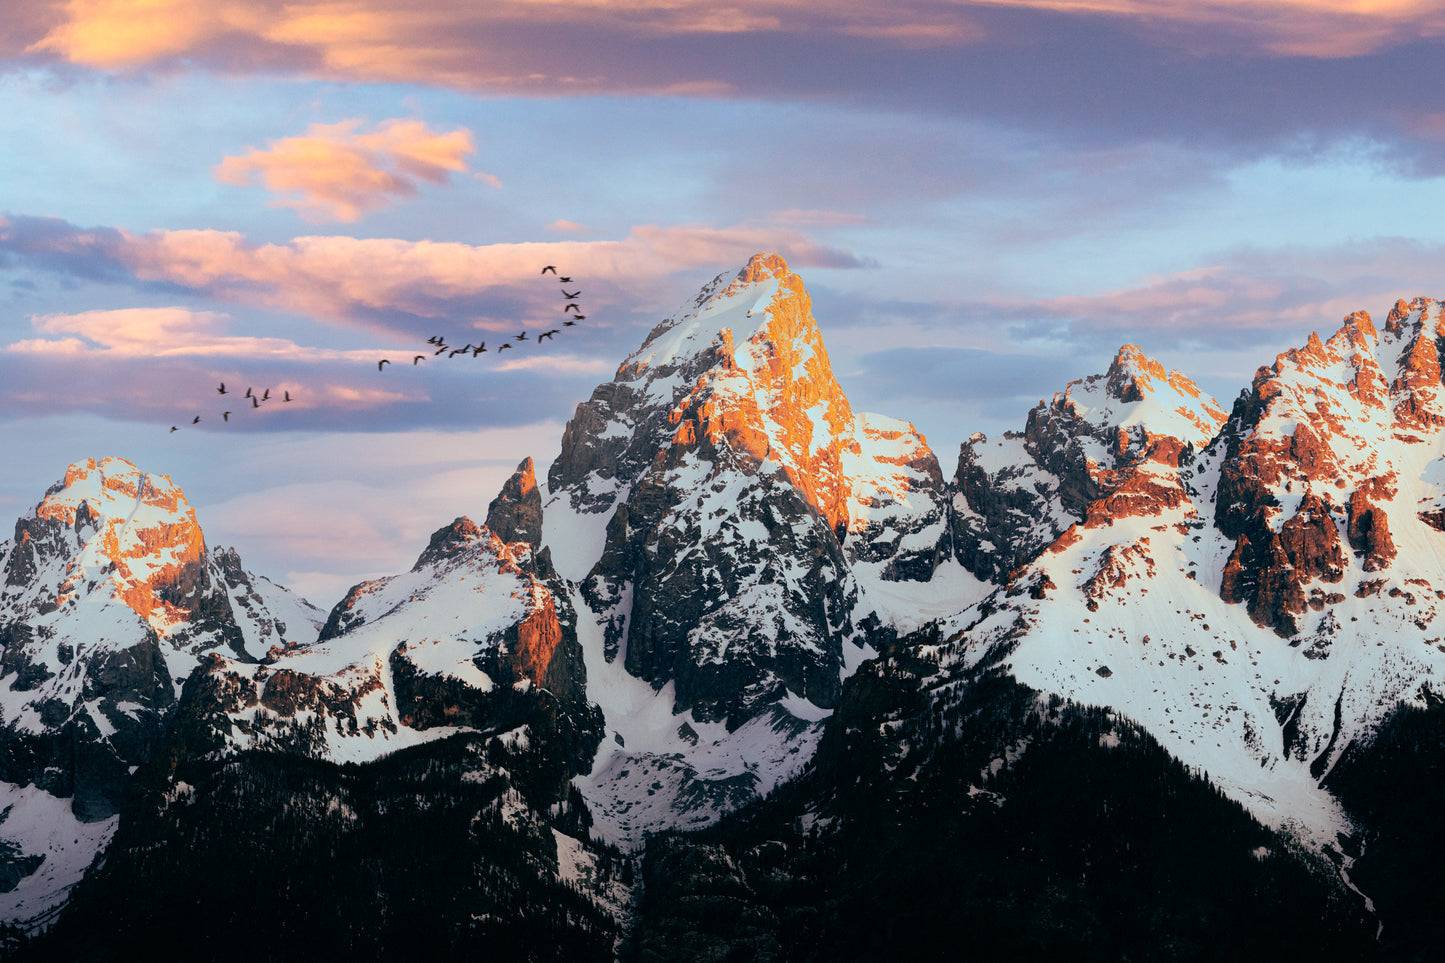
10 306 388 361
0 215 868 328
16 0 1445 85
215 118 478 222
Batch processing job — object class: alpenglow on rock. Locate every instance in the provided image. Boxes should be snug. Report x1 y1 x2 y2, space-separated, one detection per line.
548 252 950 729
0 456 322 923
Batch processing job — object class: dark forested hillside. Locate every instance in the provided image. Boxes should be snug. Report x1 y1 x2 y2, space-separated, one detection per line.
626 655 1376 962
19 734 629 962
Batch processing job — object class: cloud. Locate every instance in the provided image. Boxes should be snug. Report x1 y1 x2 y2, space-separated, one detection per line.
546 219 591 233
0 214 872 332
214 118 477 222
971 0 1445 57
12 0 1445 164
9 306 387 361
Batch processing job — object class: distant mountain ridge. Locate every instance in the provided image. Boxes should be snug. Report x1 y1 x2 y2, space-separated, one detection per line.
6 256 1445 957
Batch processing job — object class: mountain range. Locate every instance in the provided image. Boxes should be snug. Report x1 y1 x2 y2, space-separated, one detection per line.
4 253 1443 959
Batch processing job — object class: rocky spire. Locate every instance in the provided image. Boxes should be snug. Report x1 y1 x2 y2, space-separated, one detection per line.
485 457 543 548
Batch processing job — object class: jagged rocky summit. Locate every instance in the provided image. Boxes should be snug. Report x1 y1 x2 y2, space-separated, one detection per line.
0 457 322 923
8 258 1445 959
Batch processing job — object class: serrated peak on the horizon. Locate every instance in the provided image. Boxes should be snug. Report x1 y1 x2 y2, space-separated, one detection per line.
36 455 196 532
6 456 206 632
952 345 1220 583
626 251 803 371
485 457 542 549
1060 343 1227 450
547 251 859 530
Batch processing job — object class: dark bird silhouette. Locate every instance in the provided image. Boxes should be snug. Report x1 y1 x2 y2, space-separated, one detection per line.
244 387 253 398
169 426 178 433
561 290 580 299
427 336 443 345
563 302 582 314
252 397 259 408
449 346 468 357
498 342 513 352
223 412 231 421
283 391 292 402
515 331 528 341
192 415 200 424
413 355 425 364
217 382 227 395
570 314 586 321
262 388 270 401
378 359 391 370
563 320 576 327
539 329 559 341
434 346 448 355
472 343 486 356
541 265 557 275
557 276 572 283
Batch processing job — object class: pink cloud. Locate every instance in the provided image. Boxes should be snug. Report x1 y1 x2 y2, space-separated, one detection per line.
14 0 1444 87
214 118 478 222
0 216 869 329
11 306 393 361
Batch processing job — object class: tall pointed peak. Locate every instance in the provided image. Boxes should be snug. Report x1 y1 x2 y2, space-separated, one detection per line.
1105 344 1170 402
486 457 542 548
1053 345 1225 447
736 251 791 284
36 456 190 526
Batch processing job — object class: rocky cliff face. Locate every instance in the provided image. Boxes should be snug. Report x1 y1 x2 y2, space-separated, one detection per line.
553 253 947 730
0 457 322 925
178 511 602 797
951 345 1227 581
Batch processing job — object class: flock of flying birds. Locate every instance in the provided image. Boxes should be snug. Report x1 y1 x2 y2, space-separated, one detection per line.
376 266 586 371
169 382 292 432
170 266 587 433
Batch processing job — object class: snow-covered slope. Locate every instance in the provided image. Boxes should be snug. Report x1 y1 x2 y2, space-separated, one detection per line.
179 508 602 787
0 456 323 925
540 252 962 844
924 313 1445 849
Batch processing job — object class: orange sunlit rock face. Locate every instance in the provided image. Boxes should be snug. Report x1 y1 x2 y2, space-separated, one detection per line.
35 457 207 634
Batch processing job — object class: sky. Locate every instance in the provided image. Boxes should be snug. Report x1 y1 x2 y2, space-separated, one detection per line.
5 0 1445 603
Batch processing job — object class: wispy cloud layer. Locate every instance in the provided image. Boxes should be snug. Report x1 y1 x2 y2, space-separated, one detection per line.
215 118 478 222
15 0 1445 82
0 214 870 330
10 306 380 359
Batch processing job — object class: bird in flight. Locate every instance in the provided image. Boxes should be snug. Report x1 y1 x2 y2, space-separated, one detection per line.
223 412 231 421
170 426 178 433
570 314 586 321
252 397 259 408
427 336 443 345
283 390 292 403
498 343 513 352
557 276 572 283
378 359 391 370
563 303 582 315
472 343 487 356
217 382 228 395
413 355 426 365
261 388 270 401
563 320 576 327
192 415 200 424
539 329 559 341
244 387 253 398
434 346 449 355
561 290 580 299
541 265 557 275
449 346 469 358
516 331 528 341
